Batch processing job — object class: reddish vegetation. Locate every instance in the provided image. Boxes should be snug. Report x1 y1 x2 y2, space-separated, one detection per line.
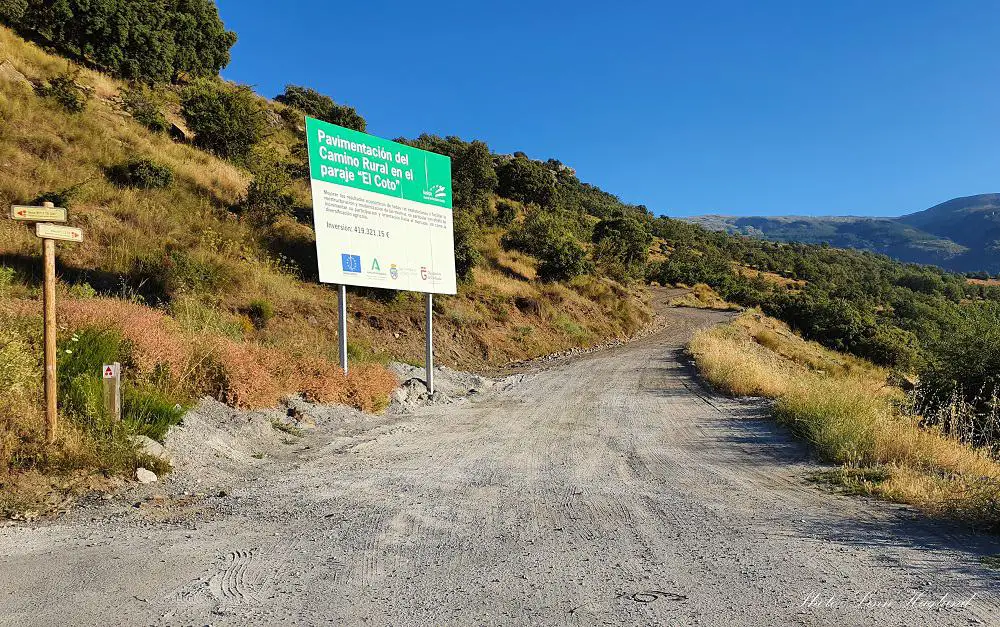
9 297 398 412
967 278 1000 286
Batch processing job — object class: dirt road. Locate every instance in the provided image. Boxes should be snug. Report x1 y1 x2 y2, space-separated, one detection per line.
0 305 998 625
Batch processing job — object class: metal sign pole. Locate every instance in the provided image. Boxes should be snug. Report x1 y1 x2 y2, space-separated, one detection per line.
338 284 348 373
426 293 434 394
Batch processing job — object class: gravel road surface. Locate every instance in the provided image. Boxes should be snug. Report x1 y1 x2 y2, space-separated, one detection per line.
0 303 998 626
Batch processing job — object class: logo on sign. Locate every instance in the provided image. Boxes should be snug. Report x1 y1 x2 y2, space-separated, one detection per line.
371 258 381 272
341 254 362 273
104 366 114 378
422 184 448 203
389 264 399 280
420 267 428 280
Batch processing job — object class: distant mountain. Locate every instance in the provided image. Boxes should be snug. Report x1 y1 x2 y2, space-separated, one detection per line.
687 194 1000 274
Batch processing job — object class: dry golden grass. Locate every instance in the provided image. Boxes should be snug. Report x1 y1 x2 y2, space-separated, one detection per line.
669 283 738 311
691 310 1000 529
736 265 807 289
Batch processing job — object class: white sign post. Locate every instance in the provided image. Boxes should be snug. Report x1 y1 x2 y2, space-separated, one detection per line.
305 117 455 391
102 362 121 422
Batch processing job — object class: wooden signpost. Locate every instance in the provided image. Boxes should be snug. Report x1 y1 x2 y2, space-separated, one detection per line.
6 201 82 443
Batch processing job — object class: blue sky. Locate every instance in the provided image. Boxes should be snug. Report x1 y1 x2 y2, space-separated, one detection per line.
215 1 999 218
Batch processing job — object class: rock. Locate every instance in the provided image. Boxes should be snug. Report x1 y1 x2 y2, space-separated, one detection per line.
130 435 173 467
136 468 158 484
429 391 451 403
0 60 31 89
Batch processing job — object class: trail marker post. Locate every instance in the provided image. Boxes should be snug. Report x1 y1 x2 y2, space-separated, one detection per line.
303 117 456 378
8 201 81 443
102 362 121 422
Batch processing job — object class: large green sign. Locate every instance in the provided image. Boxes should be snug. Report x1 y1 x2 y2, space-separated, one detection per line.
306 117 452 208
305 116 457 294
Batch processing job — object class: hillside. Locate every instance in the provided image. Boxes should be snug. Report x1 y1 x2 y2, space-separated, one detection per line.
688 193 1000 274
0 24 652 512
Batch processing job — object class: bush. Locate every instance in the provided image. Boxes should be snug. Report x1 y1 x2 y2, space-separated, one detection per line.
105 159 174 189
57 328 186 441
239 154 294 224
453 210 482 282
121 86 167 133
537 234 588 282
35 75 87 113
30 182 83 209
246 299 275 330
496 156 557 208
592 212 653 280
181 80 266 163
494 199 518 227
122 382 185 441
452 140 497 211
275 85 366 131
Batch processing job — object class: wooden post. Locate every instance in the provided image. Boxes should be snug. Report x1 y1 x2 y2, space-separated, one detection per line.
103 363 121 422
42 221 57 443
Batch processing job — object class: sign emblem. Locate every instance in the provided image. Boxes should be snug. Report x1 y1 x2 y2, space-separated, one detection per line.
390 264 399 280
341 254 362 273
420 267 428 280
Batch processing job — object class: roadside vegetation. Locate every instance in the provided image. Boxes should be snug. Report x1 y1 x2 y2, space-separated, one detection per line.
691 312 1000 529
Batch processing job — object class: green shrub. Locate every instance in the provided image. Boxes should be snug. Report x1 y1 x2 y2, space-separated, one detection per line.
502 208 588 282
162 250 233 297
105 159 174 189
494 199 518 227
538 234 588 282
181 80 266 163
0 266 15 296
275 85 366 131
121 86 168 133
57 327 187 442
246 299 275 329
35 75 87 113
240 154 294 224
30 182 84 209
122 382 186 442
496 155 556 208
453 210 482 281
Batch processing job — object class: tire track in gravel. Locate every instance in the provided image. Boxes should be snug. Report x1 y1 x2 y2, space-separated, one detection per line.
0 296 998 625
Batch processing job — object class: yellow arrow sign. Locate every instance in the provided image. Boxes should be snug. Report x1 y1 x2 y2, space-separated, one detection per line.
35 222 83 243
10 205 68 222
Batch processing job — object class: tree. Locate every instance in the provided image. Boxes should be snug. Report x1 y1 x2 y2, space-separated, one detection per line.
537 234 588 282
496 156 556 208
276 85 366 132
452 140 497 212
181 80 266 163
1 0 235 82
592 212 653 280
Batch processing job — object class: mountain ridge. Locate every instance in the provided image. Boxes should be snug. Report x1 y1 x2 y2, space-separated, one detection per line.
687 193 1000 274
